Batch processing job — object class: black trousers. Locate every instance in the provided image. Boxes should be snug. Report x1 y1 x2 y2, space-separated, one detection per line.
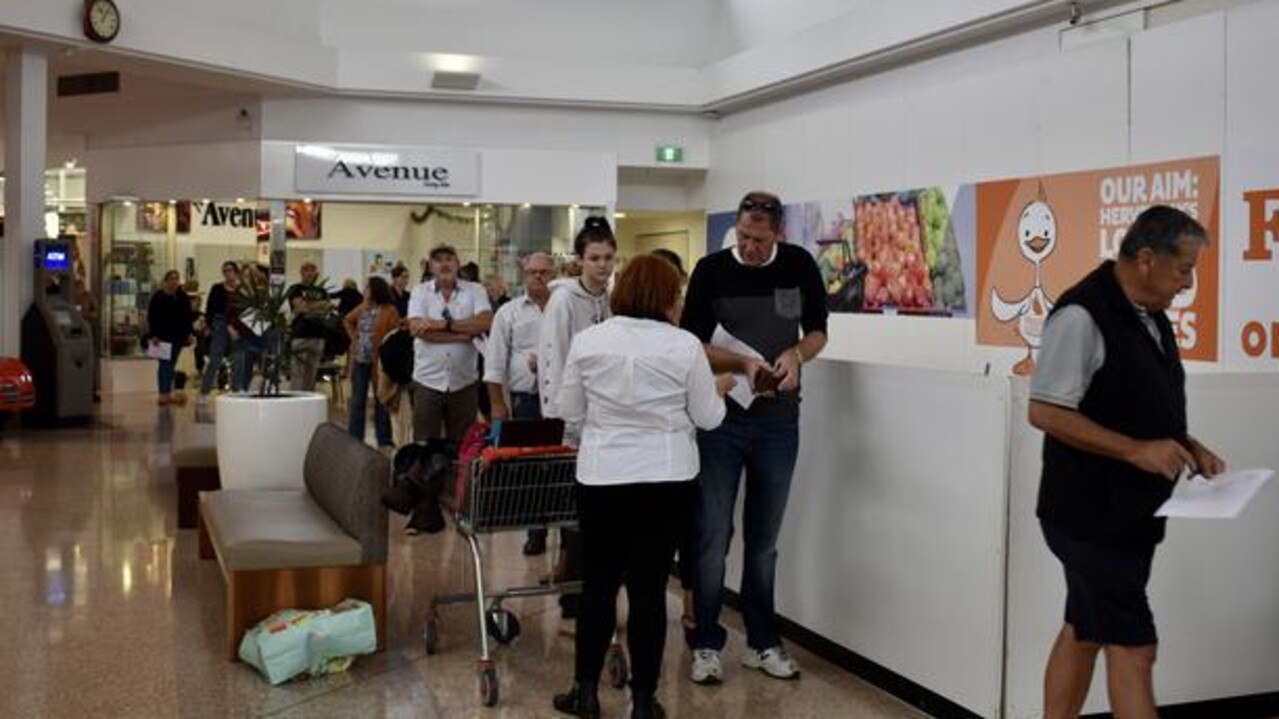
574 480 693 693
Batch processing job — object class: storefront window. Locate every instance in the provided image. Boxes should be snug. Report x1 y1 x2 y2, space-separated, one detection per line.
101 201 171 357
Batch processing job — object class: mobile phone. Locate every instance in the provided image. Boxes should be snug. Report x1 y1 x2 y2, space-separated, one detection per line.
752 370 781 394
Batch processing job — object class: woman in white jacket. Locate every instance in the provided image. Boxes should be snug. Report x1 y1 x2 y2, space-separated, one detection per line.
550 255 734 719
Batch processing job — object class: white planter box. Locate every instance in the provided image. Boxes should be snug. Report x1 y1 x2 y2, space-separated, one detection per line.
215 392 328 490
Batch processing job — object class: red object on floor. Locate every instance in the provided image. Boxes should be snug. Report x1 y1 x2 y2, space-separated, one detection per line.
0 357 36 413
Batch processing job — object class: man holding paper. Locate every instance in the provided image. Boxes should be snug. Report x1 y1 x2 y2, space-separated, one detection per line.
1029 206 1226 719
680 191 828 685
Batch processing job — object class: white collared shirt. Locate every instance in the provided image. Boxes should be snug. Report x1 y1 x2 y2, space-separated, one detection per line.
483 294 545 394
554 316 726 486
407 279 492 391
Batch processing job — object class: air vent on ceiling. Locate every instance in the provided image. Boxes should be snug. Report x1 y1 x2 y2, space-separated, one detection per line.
57 72 121 97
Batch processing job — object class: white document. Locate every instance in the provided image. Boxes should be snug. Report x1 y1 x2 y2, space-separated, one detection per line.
146 340 173 361
710 325 763 410
1156 468 1274 519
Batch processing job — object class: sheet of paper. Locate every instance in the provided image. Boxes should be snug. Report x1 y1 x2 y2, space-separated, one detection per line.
1155 468 1274 519
146 340 172 361
710 325 763 410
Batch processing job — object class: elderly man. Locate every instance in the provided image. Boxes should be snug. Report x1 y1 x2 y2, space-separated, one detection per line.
484 252 555 554
407 245 493 443
1031 205 1225 719
681 191 828 685
286 261 331 392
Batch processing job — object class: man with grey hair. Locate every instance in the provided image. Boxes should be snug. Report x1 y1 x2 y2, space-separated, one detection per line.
485 251 556 554
1030 205 1225 718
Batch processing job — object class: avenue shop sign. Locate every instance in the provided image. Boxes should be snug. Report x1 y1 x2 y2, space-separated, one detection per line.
294 144 479 197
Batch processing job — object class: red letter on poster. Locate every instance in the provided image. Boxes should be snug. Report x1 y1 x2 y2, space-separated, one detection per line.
1242 189 1279 261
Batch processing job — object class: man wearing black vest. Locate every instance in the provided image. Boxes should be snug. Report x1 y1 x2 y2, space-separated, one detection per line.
1030 205 1225 719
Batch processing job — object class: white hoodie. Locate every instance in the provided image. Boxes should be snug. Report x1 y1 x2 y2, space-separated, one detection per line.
538 279 610 419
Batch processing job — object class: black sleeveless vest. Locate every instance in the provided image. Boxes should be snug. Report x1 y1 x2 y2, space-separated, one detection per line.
1036 261 1188 545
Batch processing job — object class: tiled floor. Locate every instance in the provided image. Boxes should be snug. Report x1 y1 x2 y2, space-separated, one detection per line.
0 392 927 718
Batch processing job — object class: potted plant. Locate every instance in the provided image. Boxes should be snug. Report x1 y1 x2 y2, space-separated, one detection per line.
214 267 334 490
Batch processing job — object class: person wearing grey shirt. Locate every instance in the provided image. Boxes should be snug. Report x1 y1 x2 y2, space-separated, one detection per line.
1030 206 1226 719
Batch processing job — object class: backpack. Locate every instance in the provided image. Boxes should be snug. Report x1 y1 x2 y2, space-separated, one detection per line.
378 329 413 385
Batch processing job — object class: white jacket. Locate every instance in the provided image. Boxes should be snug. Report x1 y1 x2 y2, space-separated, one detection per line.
538 279 610 419
557 317 725 485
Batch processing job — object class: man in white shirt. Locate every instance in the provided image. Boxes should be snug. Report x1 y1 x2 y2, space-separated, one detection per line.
485 252 555 555
484 252 554 423
407 245 493 443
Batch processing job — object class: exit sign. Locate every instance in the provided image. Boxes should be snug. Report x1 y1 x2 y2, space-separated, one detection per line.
656 145 684 163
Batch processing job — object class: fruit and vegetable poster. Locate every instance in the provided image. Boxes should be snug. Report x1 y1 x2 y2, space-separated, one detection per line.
704 186 976 317
975 156 1219 362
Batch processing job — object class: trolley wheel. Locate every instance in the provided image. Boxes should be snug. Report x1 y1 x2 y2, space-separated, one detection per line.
485 606 521 645
423 615 439 655
606 643 629 689
478 664 500 707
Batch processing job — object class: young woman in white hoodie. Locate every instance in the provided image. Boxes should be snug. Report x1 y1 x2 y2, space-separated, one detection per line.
536 217 618 621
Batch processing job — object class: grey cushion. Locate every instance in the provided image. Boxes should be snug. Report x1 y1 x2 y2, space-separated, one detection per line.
200 489 363 571
173 445 219 469
303 423 391 565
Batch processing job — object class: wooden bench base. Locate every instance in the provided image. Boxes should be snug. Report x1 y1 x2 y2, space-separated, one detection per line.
199 516 387 659
176 466 220 529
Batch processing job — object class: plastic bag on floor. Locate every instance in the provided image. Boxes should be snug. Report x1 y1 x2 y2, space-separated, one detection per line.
238 598 377 685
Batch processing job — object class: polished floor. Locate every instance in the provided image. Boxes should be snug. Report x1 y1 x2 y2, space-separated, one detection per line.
0 391 926 719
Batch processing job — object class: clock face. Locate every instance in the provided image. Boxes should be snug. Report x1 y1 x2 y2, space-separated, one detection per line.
86 0 120 43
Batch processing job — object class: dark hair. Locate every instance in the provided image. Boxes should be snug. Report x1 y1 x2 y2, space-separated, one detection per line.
1118 205 1209 259
221 260 240 274
163 269 181 282
610 255 681 323
429 244 458 261
649 248 686 278
391 264 409 280
574 216 617 257
736 191 784 232
459 262 480 282
366 276 394 306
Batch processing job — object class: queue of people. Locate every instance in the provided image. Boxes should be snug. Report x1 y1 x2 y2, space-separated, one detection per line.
141 190 1220 719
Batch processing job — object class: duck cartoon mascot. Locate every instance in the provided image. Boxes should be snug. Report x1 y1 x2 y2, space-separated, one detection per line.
991 192 1058 375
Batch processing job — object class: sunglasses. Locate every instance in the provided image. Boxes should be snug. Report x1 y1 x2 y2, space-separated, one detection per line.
739 198 782 216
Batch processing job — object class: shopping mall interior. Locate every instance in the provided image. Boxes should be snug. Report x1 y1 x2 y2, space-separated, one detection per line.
3 1 1279 717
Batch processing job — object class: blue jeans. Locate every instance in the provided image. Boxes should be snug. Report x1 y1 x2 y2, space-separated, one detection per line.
691 414 799 652
157 344 184 394
199 318 247 394
348 360 393 447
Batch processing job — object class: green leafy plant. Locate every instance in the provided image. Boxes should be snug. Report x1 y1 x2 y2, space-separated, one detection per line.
231 270 334 397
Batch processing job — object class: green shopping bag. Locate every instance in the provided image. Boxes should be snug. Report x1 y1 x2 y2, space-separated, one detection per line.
238 599 377 685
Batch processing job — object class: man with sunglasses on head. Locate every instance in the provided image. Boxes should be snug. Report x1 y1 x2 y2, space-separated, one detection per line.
680 191 828 685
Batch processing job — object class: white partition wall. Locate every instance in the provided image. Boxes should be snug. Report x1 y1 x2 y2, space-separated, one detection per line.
725 360 1012 717
1004 375 1279 718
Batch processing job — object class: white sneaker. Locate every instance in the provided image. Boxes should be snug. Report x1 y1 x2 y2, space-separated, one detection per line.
690 648 723 685
742 646 800 680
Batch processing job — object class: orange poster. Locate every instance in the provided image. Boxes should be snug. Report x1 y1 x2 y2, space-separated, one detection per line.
975 156 1220 363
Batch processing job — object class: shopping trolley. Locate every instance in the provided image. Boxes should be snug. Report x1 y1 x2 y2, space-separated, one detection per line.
424 450 629 707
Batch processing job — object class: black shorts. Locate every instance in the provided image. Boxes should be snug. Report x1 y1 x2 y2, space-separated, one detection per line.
1041 522 1158 646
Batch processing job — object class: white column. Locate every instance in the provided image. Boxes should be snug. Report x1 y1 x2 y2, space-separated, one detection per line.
1 49 48 356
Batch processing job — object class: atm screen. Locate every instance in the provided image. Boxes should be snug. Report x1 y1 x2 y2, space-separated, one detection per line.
43 248 70 272
53 309 75 329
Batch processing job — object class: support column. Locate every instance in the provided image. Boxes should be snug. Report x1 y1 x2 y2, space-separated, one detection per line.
2 49 48 357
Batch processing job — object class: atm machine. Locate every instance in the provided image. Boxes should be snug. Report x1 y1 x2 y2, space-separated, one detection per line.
21 238 95 423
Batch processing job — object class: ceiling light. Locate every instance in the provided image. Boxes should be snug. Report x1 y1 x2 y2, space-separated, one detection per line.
431 71 482 91
235 198 245 204
614 212 627 219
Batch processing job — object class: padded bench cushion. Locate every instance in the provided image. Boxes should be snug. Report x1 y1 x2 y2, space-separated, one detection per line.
200 489 363 571
173 445 219 469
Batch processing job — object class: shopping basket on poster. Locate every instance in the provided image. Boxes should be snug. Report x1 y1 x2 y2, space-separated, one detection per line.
424 445 628 707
